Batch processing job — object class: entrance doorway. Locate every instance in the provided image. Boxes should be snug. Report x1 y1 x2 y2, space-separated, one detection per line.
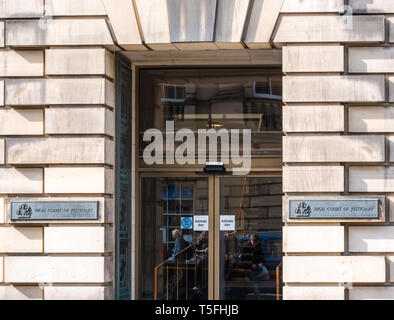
139 174 282 300
135 67 283 300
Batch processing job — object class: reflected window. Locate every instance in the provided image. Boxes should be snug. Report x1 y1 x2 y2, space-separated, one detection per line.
139 69 282 159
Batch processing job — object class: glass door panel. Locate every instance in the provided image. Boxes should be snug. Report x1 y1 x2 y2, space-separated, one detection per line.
140 177 209 300
219 177 283 300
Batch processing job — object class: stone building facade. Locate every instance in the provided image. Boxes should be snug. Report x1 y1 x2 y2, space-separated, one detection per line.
0 0 393 300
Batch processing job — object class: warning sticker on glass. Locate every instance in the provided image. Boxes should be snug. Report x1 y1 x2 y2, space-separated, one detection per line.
181 217 193 229
193 215 209 231
220 215 235 231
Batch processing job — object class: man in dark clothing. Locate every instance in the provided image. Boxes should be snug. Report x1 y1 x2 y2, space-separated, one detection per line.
249 234 269 299
224 231 240 281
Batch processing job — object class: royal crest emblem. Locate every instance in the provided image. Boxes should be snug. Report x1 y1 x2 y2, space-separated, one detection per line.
294 201 311 218
16 203 33 219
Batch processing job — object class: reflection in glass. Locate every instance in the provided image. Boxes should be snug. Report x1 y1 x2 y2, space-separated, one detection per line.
220 177 283 300
139 69 282 160
140 178 209 300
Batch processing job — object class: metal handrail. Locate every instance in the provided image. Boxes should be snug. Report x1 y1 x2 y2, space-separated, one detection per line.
276 262 282 300
154 242 197 300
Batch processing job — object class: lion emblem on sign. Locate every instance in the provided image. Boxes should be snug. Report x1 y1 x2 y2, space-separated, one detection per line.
294 202 311 218
16 203 33 218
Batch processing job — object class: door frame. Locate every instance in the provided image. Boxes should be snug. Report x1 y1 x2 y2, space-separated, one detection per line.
137 171 282 300
138 171 216 299
129 53 283 299
212 173 282 300
115 52 133 300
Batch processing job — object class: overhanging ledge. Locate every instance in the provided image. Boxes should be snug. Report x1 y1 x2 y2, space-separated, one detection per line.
122 49 282 66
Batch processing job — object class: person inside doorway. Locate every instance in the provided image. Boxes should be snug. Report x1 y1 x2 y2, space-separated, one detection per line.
224 231 240 281
193 231 208 295
168 229 187 262
167 228 189 300
249 233 269 299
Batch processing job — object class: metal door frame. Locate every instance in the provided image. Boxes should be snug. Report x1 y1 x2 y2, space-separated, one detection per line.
212 172 282 300
115 52 133 300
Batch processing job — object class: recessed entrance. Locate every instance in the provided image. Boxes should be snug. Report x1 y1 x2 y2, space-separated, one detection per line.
133 66 283 300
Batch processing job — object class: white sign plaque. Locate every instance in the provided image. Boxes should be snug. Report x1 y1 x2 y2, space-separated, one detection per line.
193 215 209 231
220 215 235 231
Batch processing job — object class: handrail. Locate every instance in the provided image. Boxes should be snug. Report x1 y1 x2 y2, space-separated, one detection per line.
154 241 198 300
276 262 282 301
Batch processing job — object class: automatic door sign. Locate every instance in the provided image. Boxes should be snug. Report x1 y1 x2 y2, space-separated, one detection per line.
181 217 193 229
220 215 235 231
193 215 209 231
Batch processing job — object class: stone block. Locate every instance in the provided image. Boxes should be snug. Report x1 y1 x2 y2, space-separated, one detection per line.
44 167 113 194
45 107 114 136
0 227 42 253
387 256 394 282
101 0 144 50
0 139 4 164
45 49 114 78
46 0 106 16
349 107 394 132
283 166 344 192
245 0 284 49
349 47 394 73
350 287 394 300
351 0 394 13
6 137 114 165
133 0 175 50
0 286 42 300
281 0 344 12
0 168 42 194
283 76 385 103
6 19 113 46
0 51 43 77
350 226 394 252
283 46 344 72
0 81 5 105
283 135 385 162
283 226 344 253
389 196 394 222
274 15 385 45
0 109 43 135
44 226 112 253
387 77 394 102
284 256 385 283
215 0 250 48
6 79 114 107
44 286 112 300
349 166 394 192
388 136 394 162
166 0 216 43
0 0 42 18
283 105 344 132
4 256 112 283
0 198 3 224
283 286 345 300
